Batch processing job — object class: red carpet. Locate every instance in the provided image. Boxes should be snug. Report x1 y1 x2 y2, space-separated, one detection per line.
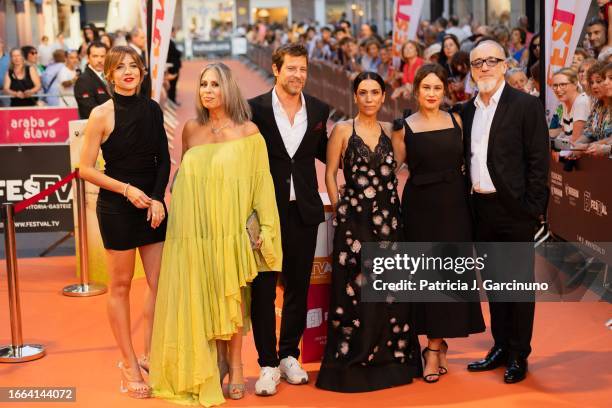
1 60 610 407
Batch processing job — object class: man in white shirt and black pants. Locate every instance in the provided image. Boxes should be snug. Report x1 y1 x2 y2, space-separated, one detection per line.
461 40 549 384
248 43 329 396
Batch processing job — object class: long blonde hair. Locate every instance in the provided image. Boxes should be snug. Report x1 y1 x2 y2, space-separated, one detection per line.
195 62 251 125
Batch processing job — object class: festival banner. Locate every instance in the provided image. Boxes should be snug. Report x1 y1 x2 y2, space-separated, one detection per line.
391 0 425 70
544 0 590 120
0 106 78 145
149 0 177 102
0 145 74 233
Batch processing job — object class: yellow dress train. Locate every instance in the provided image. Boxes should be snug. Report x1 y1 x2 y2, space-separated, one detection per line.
149 133 282 406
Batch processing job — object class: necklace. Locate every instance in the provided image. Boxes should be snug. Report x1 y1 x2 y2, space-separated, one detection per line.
211 120 232 135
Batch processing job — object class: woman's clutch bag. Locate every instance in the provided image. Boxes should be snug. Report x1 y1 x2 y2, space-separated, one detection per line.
246 211 261 249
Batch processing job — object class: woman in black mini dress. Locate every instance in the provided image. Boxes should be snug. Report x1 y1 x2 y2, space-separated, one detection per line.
79 46 170 398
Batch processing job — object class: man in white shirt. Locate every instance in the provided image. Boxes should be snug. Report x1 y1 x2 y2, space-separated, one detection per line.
57 50 80 107
248 43 329 397
462 40 549 384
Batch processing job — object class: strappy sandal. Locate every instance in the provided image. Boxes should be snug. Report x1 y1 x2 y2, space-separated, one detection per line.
439 340 448 375
228 364 245 400
422 347 441 383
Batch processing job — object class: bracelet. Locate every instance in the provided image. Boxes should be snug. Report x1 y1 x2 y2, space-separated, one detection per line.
123 183 130 199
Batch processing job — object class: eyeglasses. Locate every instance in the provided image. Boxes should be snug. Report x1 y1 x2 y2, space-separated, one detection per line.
470 57 504 69
29 51 38 55
552 82 571 90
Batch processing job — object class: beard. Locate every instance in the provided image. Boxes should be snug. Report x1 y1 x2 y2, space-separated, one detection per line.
476 78 500 93
281 80 304 96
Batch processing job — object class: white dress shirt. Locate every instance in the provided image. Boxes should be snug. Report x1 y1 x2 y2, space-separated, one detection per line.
470 81 505 193
88 64 106 84
272 86 308 201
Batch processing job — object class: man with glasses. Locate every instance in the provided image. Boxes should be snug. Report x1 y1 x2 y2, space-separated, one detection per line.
461 40 549 384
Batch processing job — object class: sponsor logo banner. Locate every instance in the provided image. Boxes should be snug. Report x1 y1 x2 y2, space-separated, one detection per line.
0 107 78 145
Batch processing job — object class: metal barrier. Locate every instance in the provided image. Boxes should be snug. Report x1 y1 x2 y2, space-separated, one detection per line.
0 203 46 363
246 44 415 122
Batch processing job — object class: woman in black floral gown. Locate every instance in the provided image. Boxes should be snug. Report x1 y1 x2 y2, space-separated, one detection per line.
316 72 421 392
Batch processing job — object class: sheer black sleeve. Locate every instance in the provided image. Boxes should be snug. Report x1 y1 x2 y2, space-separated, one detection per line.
151 101 171 201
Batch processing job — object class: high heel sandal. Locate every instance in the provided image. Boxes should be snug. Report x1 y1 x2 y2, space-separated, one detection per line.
421 348 441 383
117 361 152 398
218 359 229 387
138 355 150 374
228 364 245 400
438 340 448 375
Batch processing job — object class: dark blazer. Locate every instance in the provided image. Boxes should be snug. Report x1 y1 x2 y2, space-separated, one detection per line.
249 90 329 226
74 66 111 119
461 83 550 221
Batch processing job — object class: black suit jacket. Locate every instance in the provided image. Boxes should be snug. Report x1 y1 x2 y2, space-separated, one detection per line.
461 84 550 222
249 90 329 226
74 66 111 119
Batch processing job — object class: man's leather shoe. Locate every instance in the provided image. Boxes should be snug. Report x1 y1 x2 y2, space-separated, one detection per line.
467 346 508 371
504 357 528 383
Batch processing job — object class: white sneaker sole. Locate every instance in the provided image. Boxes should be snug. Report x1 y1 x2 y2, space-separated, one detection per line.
255 380 280 396
280 372 308 385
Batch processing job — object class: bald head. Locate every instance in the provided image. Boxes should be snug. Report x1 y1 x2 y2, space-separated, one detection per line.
470 40 506 61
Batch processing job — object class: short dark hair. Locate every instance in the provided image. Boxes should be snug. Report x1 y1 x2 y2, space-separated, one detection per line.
436 17 448 29
412 63 449 98
449 16 459 26
450 50 470 72
21 45 36 57
87 41 108 56
512 27 527 45
352 71 385 95
272 43 308 71
588 18 608 30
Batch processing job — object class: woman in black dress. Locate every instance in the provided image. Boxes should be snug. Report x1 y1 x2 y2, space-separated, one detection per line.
2 48 41 106
392 63 485 383
316 72 421 393
79 46 170 398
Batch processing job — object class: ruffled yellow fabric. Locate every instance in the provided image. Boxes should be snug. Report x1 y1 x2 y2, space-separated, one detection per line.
149 133 282 406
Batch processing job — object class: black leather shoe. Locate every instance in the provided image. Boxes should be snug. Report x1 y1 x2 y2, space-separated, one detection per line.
504 357 528 383
467 346 508 372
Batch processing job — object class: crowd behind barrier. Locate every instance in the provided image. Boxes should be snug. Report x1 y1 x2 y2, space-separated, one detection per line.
246 44 416 122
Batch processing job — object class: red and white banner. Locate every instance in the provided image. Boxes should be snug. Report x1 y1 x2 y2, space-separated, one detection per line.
140 0 148 58
0 107 79 145
391 0 425 70
149 0 177 102
544 0 590 120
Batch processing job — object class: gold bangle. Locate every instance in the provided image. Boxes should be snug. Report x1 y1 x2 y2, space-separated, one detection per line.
123 183 130 199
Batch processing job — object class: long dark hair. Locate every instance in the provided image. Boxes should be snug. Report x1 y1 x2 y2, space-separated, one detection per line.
526 33 540 78
438 34 460 75
352 71 386 94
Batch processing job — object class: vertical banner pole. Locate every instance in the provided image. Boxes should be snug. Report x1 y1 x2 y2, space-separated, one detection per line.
62 173 107 297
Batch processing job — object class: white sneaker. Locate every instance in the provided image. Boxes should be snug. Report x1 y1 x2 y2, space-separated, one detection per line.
255 366 281 396
279 356 309 385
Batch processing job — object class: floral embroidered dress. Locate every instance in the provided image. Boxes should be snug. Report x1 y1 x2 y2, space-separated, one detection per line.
315 121 421 393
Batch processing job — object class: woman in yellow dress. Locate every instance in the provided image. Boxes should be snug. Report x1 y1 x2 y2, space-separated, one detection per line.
149 62 282 406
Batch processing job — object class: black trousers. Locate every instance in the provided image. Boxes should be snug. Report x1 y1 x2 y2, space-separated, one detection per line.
168 74 179 103
474 193 536 359
250 202 318 367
